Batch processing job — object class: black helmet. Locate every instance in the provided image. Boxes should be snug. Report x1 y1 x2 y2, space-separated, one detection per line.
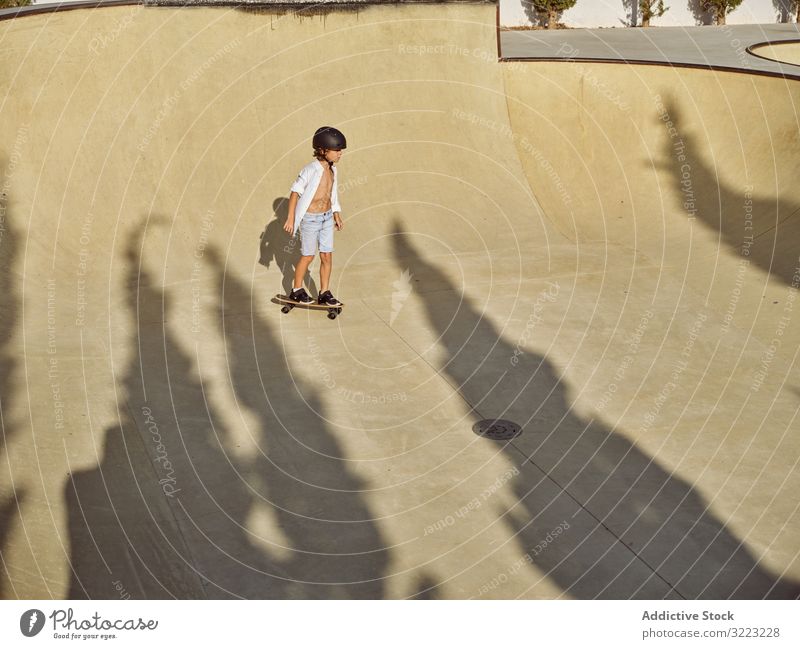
313 126 346 151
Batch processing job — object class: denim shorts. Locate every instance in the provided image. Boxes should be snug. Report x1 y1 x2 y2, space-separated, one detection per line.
299 210 334 256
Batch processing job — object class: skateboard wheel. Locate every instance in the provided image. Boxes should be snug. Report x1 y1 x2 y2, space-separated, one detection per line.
336 308 342 315
327 312 337 320
281 306 291 314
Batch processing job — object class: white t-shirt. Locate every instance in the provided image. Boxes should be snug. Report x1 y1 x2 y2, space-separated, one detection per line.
289 159 341 235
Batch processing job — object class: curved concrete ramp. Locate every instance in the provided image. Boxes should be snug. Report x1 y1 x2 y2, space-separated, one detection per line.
750 41 800 67
0 3 798 599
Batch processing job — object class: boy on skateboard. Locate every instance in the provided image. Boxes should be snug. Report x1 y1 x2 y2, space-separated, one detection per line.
283 126 346 307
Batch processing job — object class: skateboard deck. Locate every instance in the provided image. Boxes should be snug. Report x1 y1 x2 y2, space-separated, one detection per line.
274 294 344 319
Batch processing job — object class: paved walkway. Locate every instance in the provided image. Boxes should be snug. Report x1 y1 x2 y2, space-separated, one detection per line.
501 23 800 78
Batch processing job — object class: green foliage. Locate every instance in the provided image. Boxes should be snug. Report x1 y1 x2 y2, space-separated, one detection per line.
531 0 578 12
0 0 31 7
701 0 744 17
639 1 669 21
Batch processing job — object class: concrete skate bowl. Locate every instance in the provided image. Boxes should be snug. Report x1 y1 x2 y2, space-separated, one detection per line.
749 40 800 67
0 2 799 599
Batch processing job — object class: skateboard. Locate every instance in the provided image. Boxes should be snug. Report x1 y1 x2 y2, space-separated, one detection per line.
274 294 344 320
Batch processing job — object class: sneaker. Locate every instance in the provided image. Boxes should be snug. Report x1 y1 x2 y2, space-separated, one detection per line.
289 288 313 304
317 290 342 306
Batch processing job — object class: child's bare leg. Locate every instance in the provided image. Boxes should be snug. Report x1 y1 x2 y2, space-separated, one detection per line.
319 252 332 293
294 255 314 289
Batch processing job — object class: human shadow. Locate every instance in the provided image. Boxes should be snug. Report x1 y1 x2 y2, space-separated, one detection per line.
65 219 223 598
409 574 442 600
390 224 800 598
65 216 388 599
688 0 716 25
655 97 800 288
205 245 389 597
0 154 21 598
71 214 386 598
0 491 22 598
259 197 317 297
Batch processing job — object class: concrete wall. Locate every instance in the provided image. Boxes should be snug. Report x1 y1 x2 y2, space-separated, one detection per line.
503 59 800 341
751 40 800 63
3 0 800 601
0 2 556 598
501 0 795 28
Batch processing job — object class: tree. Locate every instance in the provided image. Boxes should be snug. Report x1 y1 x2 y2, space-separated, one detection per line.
531 0 578 29
640 0 669 27
701 0 744 25
0 0 31 7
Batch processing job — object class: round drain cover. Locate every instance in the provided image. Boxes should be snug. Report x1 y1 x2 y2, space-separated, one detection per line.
472 419 522 440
